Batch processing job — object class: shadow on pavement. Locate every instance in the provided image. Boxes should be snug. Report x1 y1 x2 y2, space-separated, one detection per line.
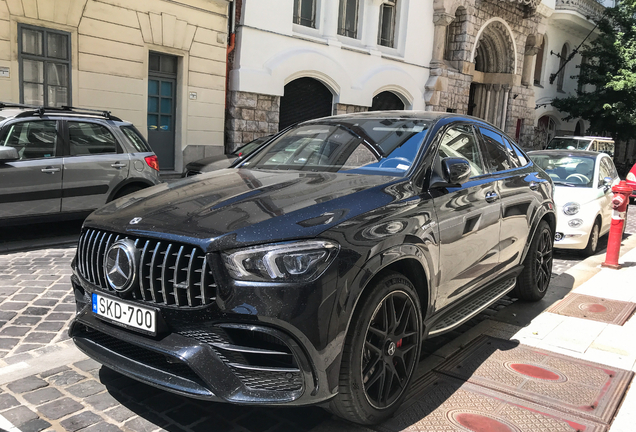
98 366 330 432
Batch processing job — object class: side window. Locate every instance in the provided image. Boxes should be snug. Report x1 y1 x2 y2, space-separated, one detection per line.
501 136 522 168
121 125 152 153
598 158 611 186
478 127 512 172
591 141 598 152
438 124 485 178
68 122 118 156
507 139 529 166
0 120 58 160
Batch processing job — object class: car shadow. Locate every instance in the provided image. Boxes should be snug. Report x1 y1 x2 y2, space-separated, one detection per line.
98 366 331 432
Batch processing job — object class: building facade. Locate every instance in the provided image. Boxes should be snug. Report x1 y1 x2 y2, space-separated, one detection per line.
226 0 609 151
0 0 230 173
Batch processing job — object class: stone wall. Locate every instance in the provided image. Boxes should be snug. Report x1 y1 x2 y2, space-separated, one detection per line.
429 0 543 143
226 90 280 152
334 103 369 116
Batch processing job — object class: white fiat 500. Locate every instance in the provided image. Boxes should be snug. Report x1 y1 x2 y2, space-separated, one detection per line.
528 150 620 255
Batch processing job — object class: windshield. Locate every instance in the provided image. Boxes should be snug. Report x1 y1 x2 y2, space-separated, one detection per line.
530 154 596 188
231 136 270 157
546 138 592 151
241 119 431 176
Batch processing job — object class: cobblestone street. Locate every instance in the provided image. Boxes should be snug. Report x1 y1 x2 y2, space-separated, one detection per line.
0 206 634 432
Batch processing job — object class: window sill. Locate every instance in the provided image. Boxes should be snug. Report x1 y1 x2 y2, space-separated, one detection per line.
292 23 321 38
534 83 544 88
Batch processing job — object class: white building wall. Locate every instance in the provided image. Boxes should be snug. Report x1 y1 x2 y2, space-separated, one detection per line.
231 0 433 110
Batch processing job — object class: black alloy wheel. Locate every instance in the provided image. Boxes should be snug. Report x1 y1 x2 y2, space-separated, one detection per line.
329 272 422 424
362 290 419 409
511 220 553 301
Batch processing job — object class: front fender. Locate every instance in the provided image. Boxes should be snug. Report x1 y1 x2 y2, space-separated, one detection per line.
522 200 556 262
322 243 434 394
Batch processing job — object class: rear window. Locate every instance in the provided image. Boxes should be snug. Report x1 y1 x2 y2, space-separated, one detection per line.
121 125 152 153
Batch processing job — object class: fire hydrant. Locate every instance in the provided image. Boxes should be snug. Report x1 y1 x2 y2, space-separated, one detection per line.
602 180 633 269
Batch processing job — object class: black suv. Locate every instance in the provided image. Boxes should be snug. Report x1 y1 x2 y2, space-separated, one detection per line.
69 112 555 424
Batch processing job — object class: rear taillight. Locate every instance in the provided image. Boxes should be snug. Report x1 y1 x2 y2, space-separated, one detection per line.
145 155 159 171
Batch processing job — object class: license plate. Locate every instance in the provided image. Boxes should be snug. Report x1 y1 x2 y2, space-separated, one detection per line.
92 293 156 334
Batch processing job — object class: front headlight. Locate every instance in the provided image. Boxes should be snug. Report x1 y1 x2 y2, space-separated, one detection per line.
222 240 340 282
563 202 580 216
627 172 636 182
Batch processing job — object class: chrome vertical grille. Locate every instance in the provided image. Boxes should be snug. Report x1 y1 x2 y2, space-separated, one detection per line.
77 229 216 308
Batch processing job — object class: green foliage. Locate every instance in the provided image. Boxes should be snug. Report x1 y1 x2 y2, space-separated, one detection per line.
551 1 636 140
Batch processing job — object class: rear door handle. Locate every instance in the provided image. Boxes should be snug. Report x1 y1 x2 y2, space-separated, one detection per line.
41 166 60 173
485 191 499 203
529 181 539 191
111 162 127 168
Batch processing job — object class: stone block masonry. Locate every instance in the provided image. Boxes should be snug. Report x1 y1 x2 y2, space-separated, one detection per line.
226 91 281 152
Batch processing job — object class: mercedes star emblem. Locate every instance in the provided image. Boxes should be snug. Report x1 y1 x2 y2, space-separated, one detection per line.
129 217 142 225
104 239 138 293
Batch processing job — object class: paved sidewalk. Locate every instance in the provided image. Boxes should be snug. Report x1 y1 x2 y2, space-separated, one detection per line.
312 232 636 431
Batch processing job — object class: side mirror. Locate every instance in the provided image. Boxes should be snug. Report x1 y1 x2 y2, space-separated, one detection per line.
603 177 613 186
442 157 471 186
0 146 19 163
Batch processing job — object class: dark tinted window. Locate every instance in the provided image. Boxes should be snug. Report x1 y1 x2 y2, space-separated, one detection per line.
438 124 485 177
244 119 430 176
478 127 512 172
501 137 522 167
0 120 58 159
68 122 118 155
506 139 529 166
121 125 152 152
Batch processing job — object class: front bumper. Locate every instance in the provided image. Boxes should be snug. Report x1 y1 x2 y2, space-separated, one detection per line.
554 220 593 250
69 274 333 406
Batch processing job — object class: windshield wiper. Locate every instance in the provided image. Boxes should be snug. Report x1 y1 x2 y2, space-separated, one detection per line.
552 181 575 187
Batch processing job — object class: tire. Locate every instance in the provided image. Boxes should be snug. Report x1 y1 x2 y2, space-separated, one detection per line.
583 220 601 256
112 184 145 201
511 220 553 302
328 272 422 425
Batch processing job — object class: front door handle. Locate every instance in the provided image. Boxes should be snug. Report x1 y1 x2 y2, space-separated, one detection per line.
41 166 60 173
485 191 499 203
111 162 127 168
529 181 539 191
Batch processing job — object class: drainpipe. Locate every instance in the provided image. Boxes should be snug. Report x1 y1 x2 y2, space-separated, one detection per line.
225 0 238 109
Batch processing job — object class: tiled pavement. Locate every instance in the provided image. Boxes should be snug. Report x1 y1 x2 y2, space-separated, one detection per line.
0 247 76 362
0 358 328 432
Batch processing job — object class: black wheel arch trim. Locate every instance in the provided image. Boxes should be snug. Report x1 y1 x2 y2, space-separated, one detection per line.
107 178 156 202
522 202 556 263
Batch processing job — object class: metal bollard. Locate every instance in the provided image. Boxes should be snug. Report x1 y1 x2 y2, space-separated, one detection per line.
602 180 633 269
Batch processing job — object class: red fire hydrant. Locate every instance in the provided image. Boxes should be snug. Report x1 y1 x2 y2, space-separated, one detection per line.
602 180 633 269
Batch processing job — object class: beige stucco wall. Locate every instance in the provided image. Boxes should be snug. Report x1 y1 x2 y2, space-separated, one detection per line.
0 0 229 172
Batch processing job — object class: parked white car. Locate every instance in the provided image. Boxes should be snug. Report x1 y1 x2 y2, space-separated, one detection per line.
528 150 620 255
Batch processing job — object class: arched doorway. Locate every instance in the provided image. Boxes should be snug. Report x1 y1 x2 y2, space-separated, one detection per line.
279 77 333 129
470 21 515 128
369 91 405 111
538 115 557 147
574 120 585 136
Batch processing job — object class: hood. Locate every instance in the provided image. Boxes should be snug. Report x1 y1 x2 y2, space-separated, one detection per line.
185 154 233 171
553 186 602 208
86 169 406 251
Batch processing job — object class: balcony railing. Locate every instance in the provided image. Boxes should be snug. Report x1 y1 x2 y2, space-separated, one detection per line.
555 0 606 19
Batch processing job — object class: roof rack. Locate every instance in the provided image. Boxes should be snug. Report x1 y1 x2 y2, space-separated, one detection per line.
0 102 122 122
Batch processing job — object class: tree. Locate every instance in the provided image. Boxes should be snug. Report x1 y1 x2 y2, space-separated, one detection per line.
551 1 636 141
